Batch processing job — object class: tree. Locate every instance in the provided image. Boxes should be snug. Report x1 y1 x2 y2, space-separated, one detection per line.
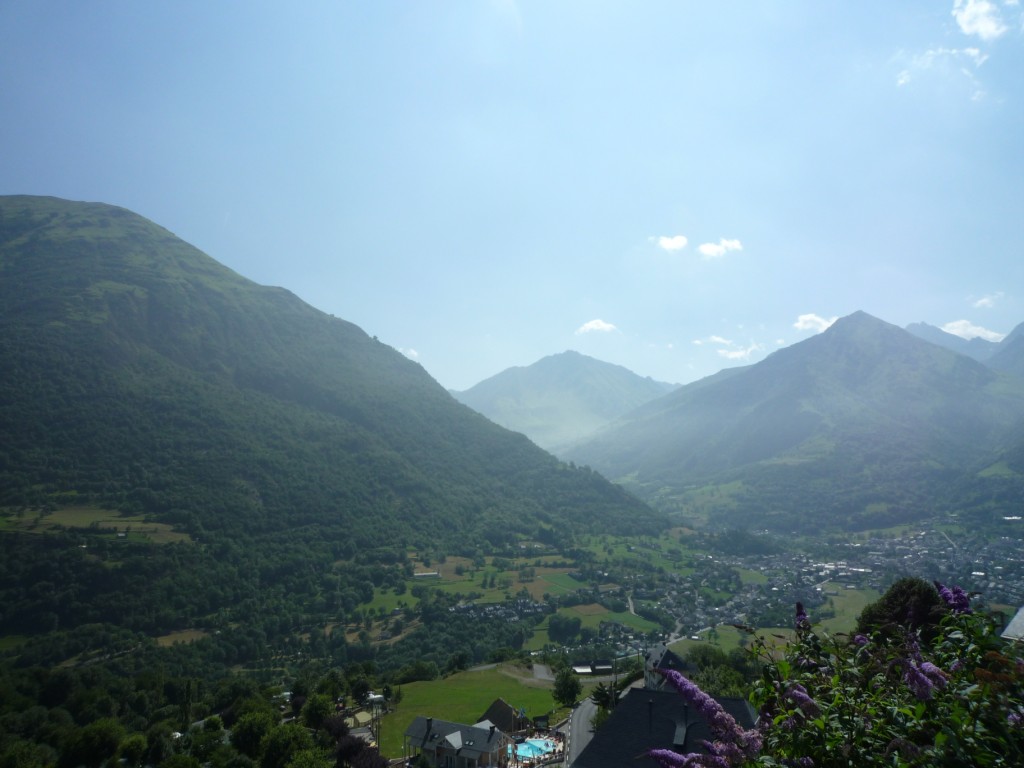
230 711 276 759
60 718 125 768
261 723 314 768
301 694 334 731
283 748 333 768
548 614 582 644
552 668 581 709
158 756 200 768
589 681 615 711
118 733 148 768
856 576 945 640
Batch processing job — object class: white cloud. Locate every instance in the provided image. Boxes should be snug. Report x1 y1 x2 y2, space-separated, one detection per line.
576 319 617 334
400 348 420 360
953 0 1007 40
697 238 743 259
718 342 763 361
941 319 1006 341
694 333 761 360
653 234 688 252
793 313 838 333
972 291 1004 308
894 46 990 99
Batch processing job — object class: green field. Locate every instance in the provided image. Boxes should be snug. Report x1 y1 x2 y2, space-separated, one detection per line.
377 665 560 758
0 636 28 652
817 583 880 635
668 584 880 659
0 506 191 544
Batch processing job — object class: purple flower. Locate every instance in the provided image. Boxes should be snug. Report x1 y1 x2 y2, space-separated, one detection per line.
658 669 744 740
903 662 934 700
853 634 869 647
783 684 821 718
646 749 729 768
919 662 948 689
647 748 698 768
656 669 762 764
934 581 972 614
795 602 810 631
1009 710 1023 729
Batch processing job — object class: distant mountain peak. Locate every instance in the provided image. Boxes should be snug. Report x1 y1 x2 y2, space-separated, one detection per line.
453 351 677 453
905 321 1000 362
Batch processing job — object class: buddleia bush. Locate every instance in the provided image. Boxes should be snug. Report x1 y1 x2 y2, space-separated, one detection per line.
648 582 1024 767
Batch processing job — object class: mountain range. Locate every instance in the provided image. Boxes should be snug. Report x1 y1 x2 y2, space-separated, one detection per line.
561 311 1024 531
0 195 664 552
5 193 1023 548
451 351 676 452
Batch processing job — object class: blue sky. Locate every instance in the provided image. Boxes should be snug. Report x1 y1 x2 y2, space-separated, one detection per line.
2 2 1022 390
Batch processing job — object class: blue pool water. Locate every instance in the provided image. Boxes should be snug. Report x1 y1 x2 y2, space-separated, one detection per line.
511 739 557 760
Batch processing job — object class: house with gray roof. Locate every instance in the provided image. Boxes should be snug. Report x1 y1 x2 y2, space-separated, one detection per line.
643 642 689 690
476 698 528 736
404 716 511 768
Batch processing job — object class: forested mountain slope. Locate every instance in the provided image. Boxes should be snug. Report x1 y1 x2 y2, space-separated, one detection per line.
0 195 664 636
566 311 1024 531
0 196 661 542
453 350 676 452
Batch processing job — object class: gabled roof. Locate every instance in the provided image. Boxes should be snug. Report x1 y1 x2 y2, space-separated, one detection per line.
572 688 755 768
1002 605 1024 641
644 642 688 675
476 698 521 734
405 716 507 759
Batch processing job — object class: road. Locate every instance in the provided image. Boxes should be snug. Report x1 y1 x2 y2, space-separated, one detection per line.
563 697 596 766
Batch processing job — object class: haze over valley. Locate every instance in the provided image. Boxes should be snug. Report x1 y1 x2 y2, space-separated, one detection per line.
3 2 1024 766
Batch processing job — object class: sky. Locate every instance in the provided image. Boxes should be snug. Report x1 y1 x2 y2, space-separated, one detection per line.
2 1 1023 390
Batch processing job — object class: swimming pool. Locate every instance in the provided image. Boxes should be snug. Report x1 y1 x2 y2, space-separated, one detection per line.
511 738 557 760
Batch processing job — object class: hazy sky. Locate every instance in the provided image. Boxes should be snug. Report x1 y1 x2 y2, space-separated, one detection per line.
3 2 1022 390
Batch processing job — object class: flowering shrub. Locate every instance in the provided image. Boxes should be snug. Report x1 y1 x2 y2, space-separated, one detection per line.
649 585 1024 767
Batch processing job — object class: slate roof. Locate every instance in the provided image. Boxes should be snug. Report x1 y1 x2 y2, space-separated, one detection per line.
644 643 688 676
405 716 507 760
643 642 690 691
477 698 523 735
1002 605 1024 641
572 688 755 768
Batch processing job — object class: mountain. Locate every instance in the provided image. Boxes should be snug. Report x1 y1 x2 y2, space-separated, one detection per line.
905 321 999 361
452 351 677 452
566 311 1024 532
0 196 666 631
988 321 1024 378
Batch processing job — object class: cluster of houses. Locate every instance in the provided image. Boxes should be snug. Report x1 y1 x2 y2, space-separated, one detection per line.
403 699 536 768
402 643 755 768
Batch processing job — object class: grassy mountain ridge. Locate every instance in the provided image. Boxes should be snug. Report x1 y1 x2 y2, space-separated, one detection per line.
453 350 676 452
905 321 999 361
0 195 664 549
566 311 1024 531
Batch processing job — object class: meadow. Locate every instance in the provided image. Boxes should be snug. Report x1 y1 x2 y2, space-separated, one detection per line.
376 664 568 758
0 505 191 544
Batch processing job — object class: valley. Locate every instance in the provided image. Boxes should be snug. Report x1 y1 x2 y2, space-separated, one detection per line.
2 196 1023 766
